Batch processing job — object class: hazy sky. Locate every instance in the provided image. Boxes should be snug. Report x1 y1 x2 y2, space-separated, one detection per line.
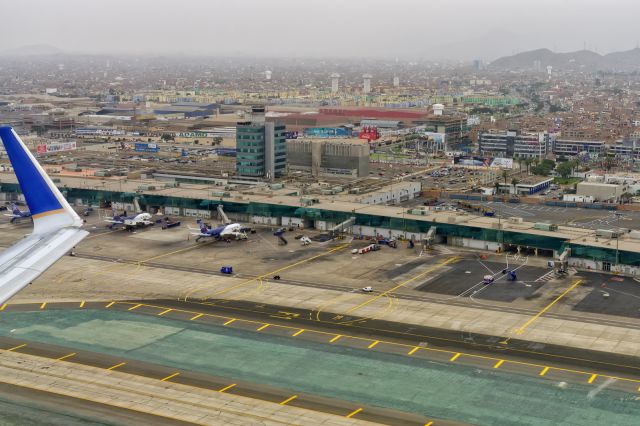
3 0 639 60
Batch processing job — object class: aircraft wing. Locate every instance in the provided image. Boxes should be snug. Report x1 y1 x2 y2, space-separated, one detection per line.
0 126 89 304
190 232 211 237
104 219 123 223
0 229 87 304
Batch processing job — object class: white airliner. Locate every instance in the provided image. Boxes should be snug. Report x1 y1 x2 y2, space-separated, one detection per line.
104 198 154 230
0 126 88 304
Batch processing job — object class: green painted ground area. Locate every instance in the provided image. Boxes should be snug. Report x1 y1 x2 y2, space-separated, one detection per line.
1 309 639 426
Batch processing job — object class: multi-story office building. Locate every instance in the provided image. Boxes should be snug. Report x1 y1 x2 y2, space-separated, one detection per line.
552 139 606 157
236 106 287 179
607 139 640 159
478 130 549 158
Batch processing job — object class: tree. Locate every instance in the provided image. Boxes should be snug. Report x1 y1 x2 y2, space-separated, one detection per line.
556 161 573 179
511 177 520 194
620 192 633 204
502 169 509 184
213 136 223 146
494 180 501 195
603 156 616 172
524 157 533 175
161 133 174 142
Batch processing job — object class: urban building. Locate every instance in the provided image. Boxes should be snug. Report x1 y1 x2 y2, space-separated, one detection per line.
576 181 627 202
236 106 286 179
423 115 470 145
286 138 369 178
552 139 606 157
330 73 340 93
608 139 640 159
478 130 549 158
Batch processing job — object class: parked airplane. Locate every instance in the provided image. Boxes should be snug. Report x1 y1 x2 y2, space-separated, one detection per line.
104 199 153 230
0 126 88 304
4 203 31 223
189 204 249 242
191 219 247 242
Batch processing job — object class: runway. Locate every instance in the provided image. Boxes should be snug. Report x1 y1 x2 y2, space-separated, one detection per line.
1 301 639 425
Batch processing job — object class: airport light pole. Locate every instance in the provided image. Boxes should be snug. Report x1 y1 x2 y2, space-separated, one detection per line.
615 212 622 269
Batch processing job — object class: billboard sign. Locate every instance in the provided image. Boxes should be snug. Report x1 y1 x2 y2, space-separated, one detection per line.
134 143 159 153
36 141 77 154
454 156 513 169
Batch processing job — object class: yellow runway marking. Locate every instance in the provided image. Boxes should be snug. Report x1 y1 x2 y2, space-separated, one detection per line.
161 372 180 382
187 244 349 302
0 303 7 311
257 323 270 331
110 300 640 390
7 344 26 352
588 374 597 384
218 383 236 393
425 422 433 426
342 256 459 316
292 329 305 337
128 304 142 311
514 280 583 336
493 359 504 369
329 334 342 343
158 309 172 316
105 301 115 308
79 301 85 308
39 302 47 310
408 347 420 356
279 395 298 405
346 408 363 418
190 313 203 321
57 352 76 361
224 318 236 326
368 340 379 349
107 362 126 370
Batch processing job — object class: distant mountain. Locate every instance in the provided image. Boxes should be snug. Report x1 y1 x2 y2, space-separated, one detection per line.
490 48 640 71
1 44 63 56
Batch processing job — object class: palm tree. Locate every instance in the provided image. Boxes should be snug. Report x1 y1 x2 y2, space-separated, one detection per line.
516 156 524 174
501 169 509 184
511 177 520 195
524 158 533 175
494 180 501 195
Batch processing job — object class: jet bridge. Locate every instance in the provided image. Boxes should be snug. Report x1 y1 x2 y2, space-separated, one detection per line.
217 204 231 225
557 247 570 274
424 226 437 248
329 216 356 236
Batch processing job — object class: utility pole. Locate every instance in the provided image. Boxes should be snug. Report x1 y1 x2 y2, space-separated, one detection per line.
615 212 622 269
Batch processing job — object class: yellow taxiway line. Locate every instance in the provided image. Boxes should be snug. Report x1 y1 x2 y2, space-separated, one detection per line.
342 256 459 316
515 279 583 336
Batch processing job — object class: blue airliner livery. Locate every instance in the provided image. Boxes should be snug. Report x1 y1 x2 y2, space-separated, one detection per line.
4 203 31 223
0 126 88 304
191 219 247 242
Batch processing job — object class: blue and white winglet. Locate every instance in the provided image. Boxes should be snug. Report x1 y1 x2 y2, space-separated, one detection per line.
0 127 88 304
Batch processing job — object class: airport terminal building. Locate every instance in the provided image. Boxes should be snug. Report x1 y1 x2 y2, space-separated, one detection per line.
1 175 639 276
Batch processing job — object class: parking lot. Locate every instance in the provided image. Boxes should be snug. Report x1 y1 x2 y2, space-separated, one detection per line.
465 201 640 230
